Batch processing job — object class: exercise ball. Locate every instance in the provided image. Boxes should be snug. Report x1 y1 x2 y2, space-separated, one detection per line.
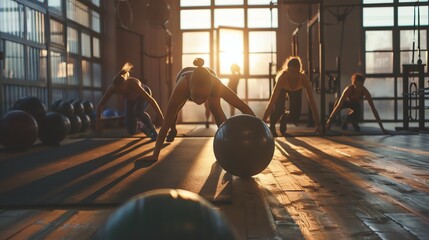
79 114 91 132
13 96 47 123
0 110 38 150
102 109 117 118
95 189 236 240
49 99 63 112
68 115 82 134
56 100 75 117
81 100 94 115
39 112 71 145
72 99 84 116
213 114 274 178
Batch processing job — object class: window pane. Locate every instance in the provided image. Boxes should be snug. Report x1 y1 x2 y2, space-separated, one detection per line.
248 101 268 118
363 0 393 3
93 63 102 87
50 19 64 45
363 7 394 27
399 0 428 2
82 60 91 86
215 9 244 28
215 0 243 5
182 54 211 69
26 8 45 44
67 57 79 85
92 10 100 33
366 31 392 51
248 8 278 28
248 78 270 99
67 0 90 27
81 32 91 57
364 77 395 98
182 32 210 53
3 41 25 79
48 0 62 12
249 31 276 52
248 0 273 5
398 6 428 26
67 27 79 53
0 0 24 38
28 47 47 82
363 100 395 120
249 53 275 75
219 53 244 75
92 0 100 7
400 51 428 72
93 37 100 58
51 51 67 84
181 0 210 7
180 10 211 29
400 30 427 50
365 52 393 74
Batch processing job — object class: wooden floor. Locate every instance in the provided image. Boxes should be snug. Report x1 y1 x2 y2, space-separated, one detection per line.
0 124 428 239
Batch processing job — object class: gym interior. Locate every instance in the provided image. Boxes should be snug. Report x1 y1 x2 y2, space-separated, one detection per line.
0 0 428 239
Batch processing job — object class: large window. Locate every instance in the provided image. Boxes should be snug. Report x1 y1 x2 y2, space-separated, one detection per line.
0 0 102 115
180 1 277 122
363 0 428 122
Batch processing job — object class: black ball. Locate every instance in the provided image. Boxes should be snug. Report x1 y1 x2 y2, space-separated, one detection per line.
39 112 71 145
56 100 75 117
79 114 91 132
95 189 235 240
213 114 275 178
72 99 84 116
49 99 63 112
81 100 94 116
0 110 38 150
13 96 47 124
68 115 82 134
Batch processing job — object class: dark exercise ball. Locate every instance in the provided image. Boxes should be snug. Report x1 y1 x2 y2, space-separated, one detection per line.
56 100 75 117
39 112 71 145
213 114 275 178
49 99 63 112
95 189 236 240
79 114 91 132
13 96 47 123
81 100 94 116
68 115 82 134
0 110 38 150
72 99 84 116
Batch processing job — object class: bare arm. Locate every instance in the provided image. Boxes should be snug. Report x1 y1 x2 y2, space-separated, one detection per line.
134 82 164 122
219 83 255 117
262 80 283 121
363 88 387 133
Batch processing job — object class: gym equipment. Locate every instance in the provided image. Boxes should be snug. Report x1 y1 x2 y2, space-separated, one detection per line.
0 110 38 150
56 100 75 117
49 99 63 112
81 100 94 115
68 115 82 134
39 112 71 145
79 114 91 132
102 109 117 118
13 96 47 123
213 114 275 178
146 0 170 27
72 99 84 116
95 189 235 240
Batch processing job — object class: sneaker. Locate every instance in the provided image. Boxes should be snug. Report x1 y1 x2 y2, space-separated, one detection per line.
140 123 158 141
166 129 177 142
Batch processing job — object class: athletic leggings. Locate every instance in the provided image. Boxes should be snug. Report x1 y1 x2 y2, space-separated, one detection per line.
270 89 302 132
125 86 154 135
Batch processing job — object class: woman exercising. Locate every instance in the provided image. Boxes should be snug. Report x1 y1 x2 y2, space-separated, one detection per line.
95 62 164 140
325 73 387 133
145 58 255 162
263 56 321 135
227 63 241 117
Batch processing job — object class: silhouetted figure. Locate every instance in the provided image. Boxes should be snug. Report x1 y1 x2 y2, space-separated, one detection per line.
227 63 241 117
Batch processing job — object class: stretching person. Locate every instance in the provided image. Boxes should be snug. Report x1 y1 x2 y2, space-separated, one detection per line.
326 73 387 133
95 62 164 140
263 56 321 135
227 63 241 116
145 58 255 162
